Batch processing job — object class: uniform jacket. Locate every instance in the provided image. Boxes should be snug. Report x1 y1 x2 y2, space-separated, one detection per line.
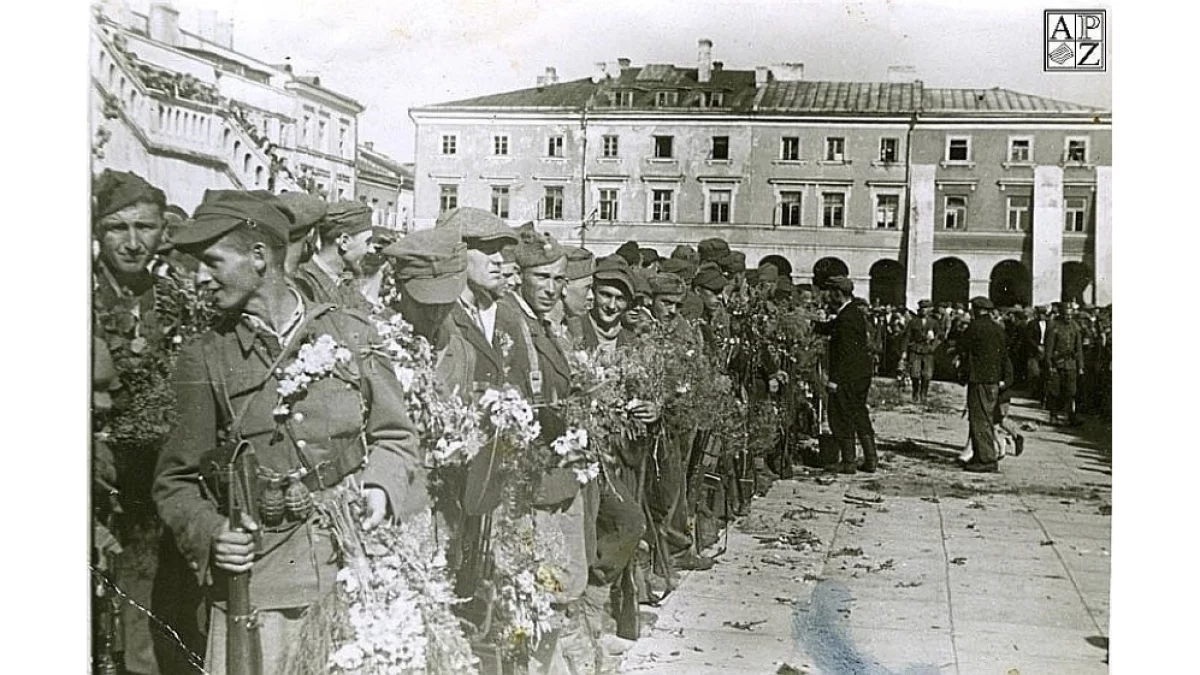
1044 317 1085 368
569 313 634 352
448 300 521 388
959 316 1012 384
293 258 369 312
153 301 425 610
815 299 873 385
900 315 943 355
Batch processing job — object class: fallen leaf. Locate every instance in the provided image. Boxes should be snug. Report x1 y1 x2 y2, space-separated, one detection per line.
1040 539 1055 546
896 581 923 588
832 546 864 557
723 619 768 631
951 557 968 565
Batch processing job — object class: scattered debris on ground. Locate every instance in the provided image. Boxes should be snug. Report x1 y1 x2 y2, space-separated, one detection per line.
951 557 968 565
832 546 864 557
896 580 924 588
853 558 896 573
722 619 767 631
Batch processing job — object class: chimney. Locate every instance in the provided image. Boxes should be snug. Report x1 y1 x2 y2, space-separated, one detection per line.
713 61 724 72
697 38 713 83
148 2 181 46
591 61 608 84
363 141 374 151
887 65 918 83
215 17 234 50
617 58 631 70
545 66 558 85
755 66 770 88
769 62 805 82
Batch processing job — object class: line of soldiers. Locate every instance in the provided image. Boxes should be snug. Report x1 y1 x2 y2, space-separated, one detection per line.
93 171 857 675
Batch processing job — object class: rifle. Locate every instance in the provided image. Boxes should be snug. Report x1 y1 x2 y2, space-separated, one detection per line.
225 441 263 675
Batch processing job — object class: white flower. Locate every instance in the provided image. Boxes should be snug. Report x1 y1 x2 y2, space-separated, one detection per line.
330 643 365 670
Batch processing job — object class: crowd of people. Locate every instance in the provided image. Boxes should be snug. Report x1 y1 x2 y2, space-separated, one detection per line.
91 169 1108 675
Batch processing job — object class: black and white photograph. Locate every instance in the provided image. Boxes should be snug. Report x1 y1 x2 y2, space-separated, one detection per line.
79 1 1120 673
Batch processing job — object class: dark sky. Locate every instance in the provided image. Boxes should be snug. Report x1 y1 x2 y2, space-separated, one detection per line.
160 0 1112 161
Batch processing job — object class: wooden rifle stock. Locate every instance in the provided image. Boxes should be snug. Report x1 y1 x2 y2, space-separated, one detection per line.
226 445 263 675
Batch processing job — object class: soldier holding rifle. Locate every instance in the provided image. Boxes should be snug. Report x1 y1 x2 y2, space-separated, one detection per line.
153 190 425 674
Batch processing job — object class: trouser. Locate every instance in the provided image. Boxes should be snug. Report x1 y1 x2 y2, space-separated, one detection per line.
206 604 307 675
529 601 596 675
1027 357 1043 398
1046 359 1079 419
909 353 935 399
113 509 164 675
828 377 875 464
967 383 1000 464
151 532 208 675
646 433 691 557
589 464 647 587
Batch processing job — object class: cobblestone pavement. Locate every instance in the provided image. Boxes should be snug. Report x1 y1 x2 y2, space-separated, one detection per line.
619 380 1112 675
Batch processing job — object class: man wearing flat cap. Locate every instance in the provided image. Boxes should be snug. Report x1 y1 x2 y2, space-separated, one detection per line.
696 238 729 265
660 258 703 321
273 192 327 276
614 240 641 267
92 169 210 675
292 199 375 311
900 299 943 405
503 233 599 674
153 190 425 675
956 297 1013 472
814 276 879 474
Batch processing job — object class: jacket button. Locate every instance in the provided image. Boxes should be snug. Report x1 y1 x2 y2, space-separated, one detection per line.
297 440 307 449
292 412 305 423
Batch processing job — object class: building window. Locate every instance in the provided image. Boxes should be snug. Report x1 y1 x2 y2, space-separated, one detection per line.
875 194 900 229
302 115 311 145
318 120 327 150
615 91 634 107
879 138 899 163
699 91 724 107
708 189 731 223
651 189 673 222
1065 197 1088 232
338 127 347 156
547 135 564 158
543 186 564 220
946 137 971 162
491 186 510 218
944 195 967 230
1065 137 1089 163
779 191 802 226
1007 196 1031 231
599 188 619 221
825 137 845 162
780 137 800 161
711 136 729 160
655 91 678 107
822 192 845 228
1009 138 1032 163
439 185 458 213
602 135 619 158
653 135 674 159
441 134 457 155
493 135 509 156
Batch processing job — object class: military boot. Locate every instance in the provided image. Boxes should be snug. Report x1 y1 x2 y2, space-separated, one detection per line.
860 435 878 473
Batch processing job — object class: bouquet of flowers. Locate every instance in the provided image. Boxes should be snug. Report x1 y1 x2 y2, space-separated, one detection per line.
289 481 479 675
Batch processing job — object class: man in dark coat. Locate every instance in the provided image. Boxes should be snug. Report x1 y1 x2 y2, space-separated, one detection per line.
153 191 424 674
291 200 375 311
814 276 878 474
957 297 1013 473
1044 301 1086 425
900 299 942 404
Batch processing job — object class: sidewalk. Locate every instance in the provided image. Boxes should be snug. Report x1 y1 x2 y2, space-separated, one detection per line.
619 380 1111 675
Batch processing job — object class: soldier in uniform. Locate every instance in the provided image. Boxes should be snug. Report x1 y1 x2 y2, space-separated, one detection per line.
814 276 878 474
272 192 326 277
92 169 209 675
292 200 375 310
900 299 942 404
957 297 1013 473
153 191 425 675
1044 301 1086 426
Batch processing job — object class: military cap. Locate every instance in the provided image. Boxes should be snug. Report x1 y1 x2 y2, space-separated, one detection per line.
918 299 933 309
640 247 662 267
614 240 641 266
320 200 373 240
745 269 759 285
776 275 794 291
371 226 399 248
697 238 730 263
970 296 995 311
93 169 166 223
650 272 686 297
693 263 728 292
275 192 328 242
629 266 653 299
514 232 567 269
500 245 517 263
718 250 746 275
438 207 519 245
593 255 635 299
565 247 596 280
659 258 695 281
758 263 779 284
671 244 699 263
174 189 292 247
383 227 468 304
823 275 855 293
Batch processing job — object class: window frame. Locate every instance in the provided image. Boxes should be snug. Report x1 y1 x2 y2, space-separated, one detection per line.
944 195 968 230
824 137 846 162
438 184 458 213
650 188 675 222
653 135 675 159
1064 136 1090 164
654 90 679 107
546 135 564 158
492 134 510 157
780 136 801 162
711 135 730 161
879 137 900 164
779 190 803 227
1006 195 1031 232
1064 196 1089 232
1007 136 1034 164
440 133 458 156
945 136 972 163
874 193 901 229
708 189 732 224
821 191 846 228
490 185 510 219
543 185 564 220
601 134 620 158
615 90 634 107
598 188 620 221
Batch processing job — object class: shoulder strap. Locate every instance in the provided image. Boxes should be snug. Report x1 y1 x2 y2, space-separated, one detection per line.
515 314 543 403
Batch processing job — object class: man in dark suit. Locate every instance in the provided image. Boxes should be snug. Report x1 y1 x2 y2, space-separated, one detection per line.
958 297 1013 473
814 276 878 474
